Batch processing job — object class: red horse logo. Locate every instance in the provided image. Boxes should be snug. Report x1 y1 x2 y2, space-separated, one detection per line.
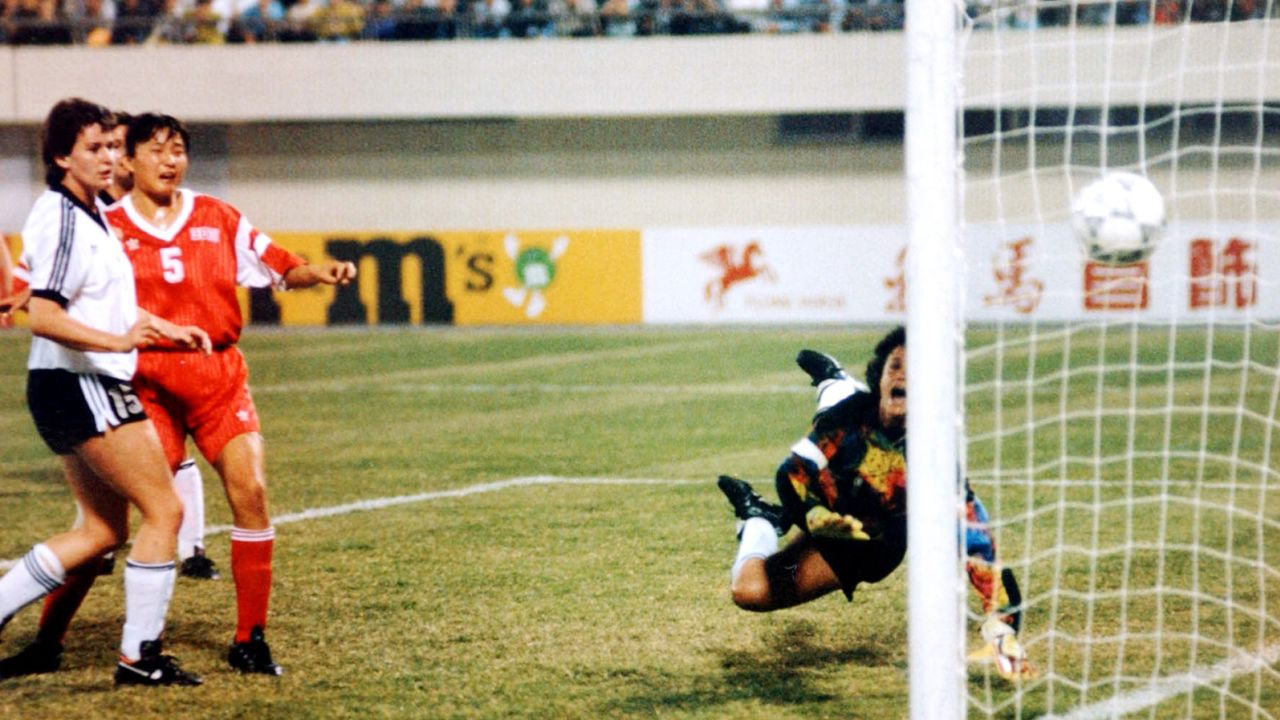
700 241 777 307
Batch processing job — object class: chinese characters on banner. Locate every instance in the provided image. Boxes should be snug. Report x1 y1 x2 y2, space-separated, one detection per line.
984 237 1044 314
1189 237 1257 311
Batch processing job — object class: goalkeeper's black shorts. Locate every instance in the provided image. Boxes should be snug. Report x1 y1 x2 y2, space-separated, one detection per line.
811 518 907 601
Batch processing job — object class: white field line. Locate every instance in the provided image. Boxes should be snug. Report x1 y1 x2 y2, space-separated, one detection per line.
1044 643 1280 720
0 475 697 571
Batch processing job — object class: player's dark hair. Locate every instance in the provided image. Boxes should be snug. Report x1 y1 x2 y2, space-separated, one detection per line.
112 110 133 130
125 113 191 156
864 325 906 399
41 98 113 187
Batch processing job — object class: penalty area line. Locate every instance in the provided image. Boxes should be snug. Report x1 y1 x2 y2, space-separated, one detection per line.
0 476 696 571
1043 643 1280 720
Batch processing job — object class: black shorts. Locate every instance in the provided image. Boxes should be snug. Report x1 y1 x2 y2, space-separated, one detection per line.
811 519 907 600
27 369 148 455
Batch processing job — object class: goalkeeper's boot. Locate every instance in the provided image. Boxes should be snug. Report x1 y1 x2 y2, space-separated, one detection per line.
0 639 62 679
179 548 220 581
796 349 850 387
717 475 791 535
228 626 283 676
114 640 203 687
99 551 116 576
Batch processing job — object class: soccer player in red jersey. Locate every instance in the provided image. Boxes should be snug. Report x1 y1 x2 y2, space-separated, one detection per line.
106 112 355 675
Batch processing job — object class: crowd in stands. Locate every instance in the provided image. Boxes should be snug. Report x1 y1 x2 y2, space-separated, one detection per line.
0 0 1271 44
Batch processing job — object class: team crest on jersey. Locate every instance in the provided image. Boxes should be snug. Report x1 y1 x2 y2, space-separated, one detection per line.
125 237 140 251
190 227 221 243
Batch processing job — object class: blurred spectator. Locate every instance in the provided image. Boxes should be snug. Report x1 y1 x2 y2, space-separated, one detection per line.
147 0 191 42
10 0 72 44
505 0 549 36
183 0 226 42
669 0 748 34
65 0 116 44
363 0 396 38
470 0 509 37
599 0 634 35
552 0 599 36
111 0 156 43
312 0 366 40
394 0 459 38
280 0 318 40
236 0 284 40
1154 0 1182 22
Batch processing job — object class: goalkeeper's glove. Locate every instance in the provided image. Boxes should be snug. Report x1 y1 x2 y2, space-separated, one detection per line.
805 506 870 541
969 616 1038 682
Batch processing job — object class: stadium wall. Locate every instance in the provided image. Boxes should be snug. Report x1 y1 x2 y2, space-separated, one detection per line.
1 26 1275 325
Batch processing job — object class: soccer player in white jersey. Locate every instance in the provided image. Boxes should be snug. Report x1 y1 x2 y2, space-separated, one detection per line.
0 113 219 682
0 98 211 687
108 112 355 676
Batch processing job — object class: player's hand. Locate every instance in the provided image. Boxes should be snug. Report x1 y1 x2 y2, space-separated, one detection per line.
805 506 870 541
290 261 357 288
167 324 212 355
124 314 165 350
0 288 30 328
970 617 1039 682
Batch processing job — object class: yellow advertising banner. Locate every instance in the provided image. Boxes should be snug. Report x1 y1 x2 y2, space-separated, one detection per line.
267 230 643 326
7 230 643 327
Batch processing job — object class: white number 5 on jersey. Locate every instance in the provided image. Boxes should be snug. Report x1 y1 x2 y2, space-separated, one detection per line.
160 246 185 283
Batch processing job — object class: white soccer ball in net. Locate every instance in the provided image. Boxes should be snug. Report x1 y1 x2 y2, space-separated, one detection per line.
1070 171 1167 265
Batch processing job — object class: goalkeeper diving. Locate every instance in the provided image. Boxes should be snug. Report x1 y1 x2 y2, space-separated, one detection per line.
718 326 1036 682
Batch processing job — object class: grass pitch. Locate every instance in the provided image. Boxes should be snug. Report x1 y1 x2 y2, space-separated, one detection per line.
0 325 1275 719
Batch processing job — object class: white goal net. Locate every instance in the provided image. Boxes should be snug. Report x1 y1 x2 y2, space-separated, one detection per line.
955 4 1280 719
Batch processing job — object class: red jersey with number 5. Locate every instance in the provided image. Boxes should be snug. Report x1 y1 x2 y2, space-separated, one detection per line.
106 189 304 348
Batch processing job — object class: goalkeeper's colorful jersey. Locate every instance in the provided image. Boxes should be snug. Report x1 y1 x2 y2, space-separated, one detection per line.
775 391 1021 625
776 391 907 540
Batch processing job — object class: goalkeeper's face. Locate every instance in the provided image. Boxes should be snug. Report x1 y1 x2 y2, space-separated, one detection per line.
878 345 906 430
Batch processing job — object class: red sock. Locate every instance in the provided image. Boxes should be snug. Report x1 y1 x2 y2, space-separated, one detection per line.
37 556 106 645
230 527 275 644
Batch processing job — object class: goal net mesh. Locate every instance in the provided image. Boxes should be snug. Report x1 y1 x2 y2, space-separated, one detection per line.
957 4 1280 718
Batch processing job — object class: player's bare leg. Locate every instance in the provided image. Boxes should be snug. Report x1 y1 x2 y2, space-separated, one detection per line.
214 432 282 675
51 423 198 686
730 538 842 612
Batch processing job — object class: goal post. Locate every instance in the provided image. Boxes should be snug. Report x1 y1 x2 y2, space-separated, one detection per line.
905 0 965 719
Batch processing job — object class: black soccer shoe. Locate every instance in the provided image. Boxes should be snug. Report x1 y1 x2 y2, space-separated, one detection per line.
99 552 116 576
179 549 221 581
228 626 283 676
717 475 790 534
114 640 203 687
796 349 850 387
0 639 62 680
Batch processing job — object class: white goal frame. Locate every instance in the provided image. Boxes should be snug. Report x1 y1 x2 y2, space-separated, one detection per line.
905 0 965 718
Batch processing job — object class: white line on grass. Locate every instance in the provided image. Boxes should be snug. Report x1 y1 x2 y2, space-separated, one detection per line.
1043 643 1280 720
0 475 697 571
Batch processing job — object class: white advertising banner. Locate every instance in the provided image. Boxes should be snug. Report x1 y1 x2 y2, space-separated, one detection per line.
966 221 1280 322
642 223 1279 324
642 226 908 324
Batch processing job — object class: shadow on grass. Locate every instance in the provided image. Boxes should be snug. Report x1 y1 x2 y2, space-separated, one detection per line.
602 618 897 715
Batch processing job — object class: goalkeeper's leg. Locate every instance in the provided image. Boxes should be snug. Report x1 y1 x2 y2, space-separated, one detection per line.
730 533 841 612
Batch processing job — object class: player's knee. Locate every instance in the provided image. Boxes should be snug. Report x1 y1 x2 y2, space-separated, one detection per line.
730 576 774 612
79 521 128 554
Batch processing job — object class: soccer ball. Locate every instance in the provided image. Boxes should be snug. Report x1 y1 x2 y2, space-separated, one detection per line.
1071 172 1166 265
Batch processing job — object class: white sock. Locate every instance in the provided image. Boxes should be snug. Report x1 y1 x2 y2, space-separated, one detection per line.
730 517 778 584
0 544 65 623
816 378 861 412
173 459 205 560
120 559 176 661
